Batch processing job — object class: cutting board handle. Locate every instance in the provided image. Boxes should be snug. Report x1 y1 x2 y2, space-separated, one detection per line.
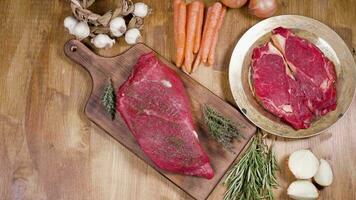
64 39 147 83
64 39 111 81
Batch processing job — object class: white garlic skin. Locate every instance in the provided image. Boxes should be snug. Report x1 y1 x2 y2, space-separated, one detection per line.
72 22 90 40
134 2 149 18
110 17 127 37
91 34 115 49
64 16 79 34
125 28 141 45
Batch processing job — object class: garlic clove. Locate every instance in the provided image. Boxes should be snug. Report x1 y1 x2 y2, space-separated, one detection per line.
287 180 319 200
91 34 115 49
313 159 333 187
133 2 149 18
72 22 90 40
125 28 141 45
64 16 78 34
288 149 319 179
110 17 127 37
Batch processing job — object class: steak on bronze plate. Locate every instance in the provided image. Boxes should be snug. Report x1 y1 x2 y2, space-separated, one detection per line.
251 27 337 130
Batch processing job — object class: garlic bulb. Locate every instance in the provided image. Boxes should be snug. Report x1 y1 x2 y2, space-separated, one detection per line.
72 22 90 40
133 2 149 18
110 17 127 37
125 28 141 45
91 34 115 49
64 16 78 34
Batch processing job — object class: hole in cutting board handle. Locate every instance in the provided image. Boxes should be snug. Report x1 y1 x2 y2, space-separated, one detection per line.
70 45 77 52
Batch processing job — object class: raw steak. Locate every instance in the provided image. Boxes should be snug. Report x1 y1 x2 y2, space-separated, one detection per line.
116 52 214 179
271 27 337 116
251 42 314 129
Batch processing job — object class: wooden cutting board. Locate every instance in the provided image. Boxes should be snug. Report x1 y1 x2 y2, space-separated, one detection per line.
64 39 256 200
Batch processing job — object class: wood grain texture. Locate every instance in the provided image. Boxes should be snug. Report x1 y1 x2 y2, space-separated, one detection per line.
63 40 256 200
0 0 356 200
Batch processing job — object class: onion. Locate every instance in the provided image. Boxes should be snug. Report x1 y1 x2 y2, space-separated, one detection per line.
287 180 319 200
313 159 333 187
288 149 319 179
248 0 277 18
221 0 248 8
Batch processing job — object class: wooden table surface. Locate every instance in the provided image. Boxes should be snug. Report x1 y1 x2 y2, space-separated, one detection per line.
1 0 355 199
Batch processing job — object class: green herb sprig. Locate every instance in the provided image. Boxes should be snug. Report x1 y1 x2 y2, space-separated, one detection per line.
203 105 244 150
101 79 116 119
224 132 278 200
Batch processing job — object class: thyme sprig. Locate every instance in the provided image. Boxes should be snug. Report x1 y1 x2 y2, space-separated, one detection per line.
101 79 116 119
224 132 278 200
203 105 244 150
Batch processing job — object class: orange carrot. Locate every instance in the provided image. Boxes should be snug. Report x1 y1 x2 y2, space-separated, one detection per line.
175 2 186 67
192 6 212 72
193 1 204 54
184 1 200 73
200 2 222 63
208 6 226 66
192 53 201 73
173 0 182 45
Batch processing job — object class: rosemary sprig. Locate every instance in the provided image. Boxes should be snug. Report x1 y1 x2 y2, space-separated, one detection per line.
203 105 244 150
223 132 278 200
101 79 116 119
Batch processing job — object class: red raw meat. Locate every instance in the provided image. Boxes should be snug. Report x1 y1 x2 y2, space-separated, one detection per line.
271 27 337 116
116 52 214 179
251 42 314 129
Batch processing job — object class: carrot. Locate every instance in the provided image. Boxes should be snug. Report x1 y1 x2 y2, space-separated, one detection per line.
192 6 212 72
184 1 200 73
173 0 182 45
193 1 204 54
192 53 201 73
175 2 186 67
207 6 226 66
200 2 222 63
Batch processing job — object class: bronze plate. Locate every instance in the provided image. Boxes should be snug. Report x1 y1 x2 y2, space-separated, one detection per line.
228 15 356 138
